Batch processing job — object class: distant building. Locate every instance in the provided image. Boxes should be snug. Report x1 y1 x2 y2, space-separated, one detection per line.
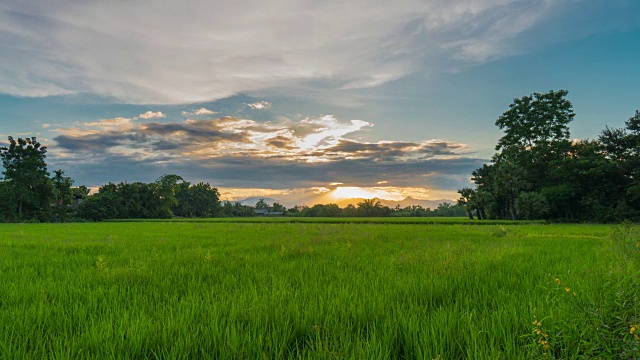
253 208 285 216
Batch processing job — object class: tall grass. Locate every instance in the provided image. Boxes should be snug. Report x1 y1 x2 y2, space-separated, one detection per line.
0 222 634 358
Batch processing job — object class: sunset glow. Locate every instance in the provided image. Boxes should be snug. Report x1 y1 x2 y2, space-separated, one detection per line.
330 187 403 201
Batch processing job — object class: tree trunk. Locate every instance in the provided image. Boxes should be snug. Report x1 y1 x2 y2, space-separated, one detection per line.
466 208 474 220
18 196 22 220
510 199 517 220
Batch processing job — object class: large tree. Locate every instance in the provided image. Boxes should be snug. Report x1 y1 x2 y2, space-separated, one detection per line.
173 182 220 217
495 90 574 157
0 136 53 220
494 90 574 190
156 174 185 215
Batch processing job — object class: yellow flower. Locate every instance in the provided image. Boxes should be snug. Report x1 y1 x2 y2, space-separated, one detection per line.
631 325 638 334
538 338 549 350
555 278 561 285
565 287 571 293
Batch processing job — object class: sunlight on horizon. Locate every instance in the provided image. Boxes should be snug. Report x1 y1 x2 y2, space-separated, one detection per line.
329 187 404 201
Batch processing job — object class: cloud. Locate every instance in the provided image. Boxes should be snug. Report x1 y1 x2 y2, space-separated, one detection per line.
318 139 470 161
138 111 166 119
246 101 272 110
0 0 587 104
83 117 135 131
48 114 483 194
52 115 373 160
182 107 217 116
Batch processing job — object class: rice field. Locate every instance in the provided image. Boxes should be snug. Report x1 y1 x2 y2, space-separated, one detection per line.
106 217 544 225
0 221 638 359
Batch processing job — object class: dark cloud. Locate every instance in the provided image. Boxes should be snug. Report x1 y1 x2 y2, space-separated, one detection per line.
317 139 469 160
54 133 146 151
142 121 250 143
266 136 297 149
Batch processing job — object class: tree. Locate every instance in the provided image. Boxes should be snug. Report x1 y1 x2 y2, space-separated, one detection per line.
50 169 74 222
0 136 53 220
156 174 185 215
173 182 220 217
494 90 574 191
432 202 467 217
255 199 268 209
515 192 549 220
493 161 529 220
495 90 574 159
357 198 383 216
271 202 286 213
457 187 475 219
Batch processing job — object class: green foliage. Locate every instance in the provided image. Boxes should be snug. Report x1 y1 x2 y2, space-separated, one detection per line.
76 182 172 221
431 202 467 217
221 201 254 217
156 174 184 213
0 136 53 221
457 187 475 219
467 91 640 222
515 192 549 220
495 89 574 160
356 198 385 216
173 181 220 217
255 198 268 209
528 224 640 358
49 169 74 222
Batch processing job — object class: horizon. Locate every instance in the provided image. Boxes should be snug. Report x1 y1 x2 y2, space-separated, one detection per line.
2 1 640 206
222 193 457 209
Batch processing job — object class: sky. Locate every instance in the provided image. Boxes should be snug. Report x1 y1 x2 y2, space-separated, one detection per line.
1 0 639 206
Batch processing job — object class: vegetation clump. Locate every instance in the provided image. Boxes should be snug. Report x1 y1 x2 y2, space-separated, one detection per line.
459 90 640 222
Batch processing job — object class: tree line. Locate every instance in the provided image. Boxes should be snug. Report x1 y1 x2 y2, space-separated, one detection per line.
0 137 228 222
0 137 464 222
281 200 465 217
458 89 640 222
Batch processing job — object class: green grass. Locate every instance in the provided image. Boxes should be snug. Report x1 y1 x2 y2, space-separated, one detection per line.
0 221 637 359
105 216 545 225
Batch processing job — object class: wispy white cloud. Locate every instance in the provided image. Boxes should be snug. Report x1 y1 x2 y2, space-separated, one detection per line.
138 111 166 119
182 107 217 116
246 101 272 110
0 0 579 104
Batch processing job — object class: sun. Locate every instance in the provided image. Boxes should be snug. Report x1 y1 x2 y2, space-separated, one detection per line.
330 186 402 200
330 187 378 200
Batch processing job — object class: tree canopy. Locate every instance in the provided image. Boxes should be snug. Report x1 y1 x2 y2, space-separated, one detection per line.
0 137 53 220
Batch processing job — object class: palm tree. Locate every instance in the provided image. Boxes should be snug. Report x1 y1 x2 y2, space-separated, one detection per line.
357 198 382 216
